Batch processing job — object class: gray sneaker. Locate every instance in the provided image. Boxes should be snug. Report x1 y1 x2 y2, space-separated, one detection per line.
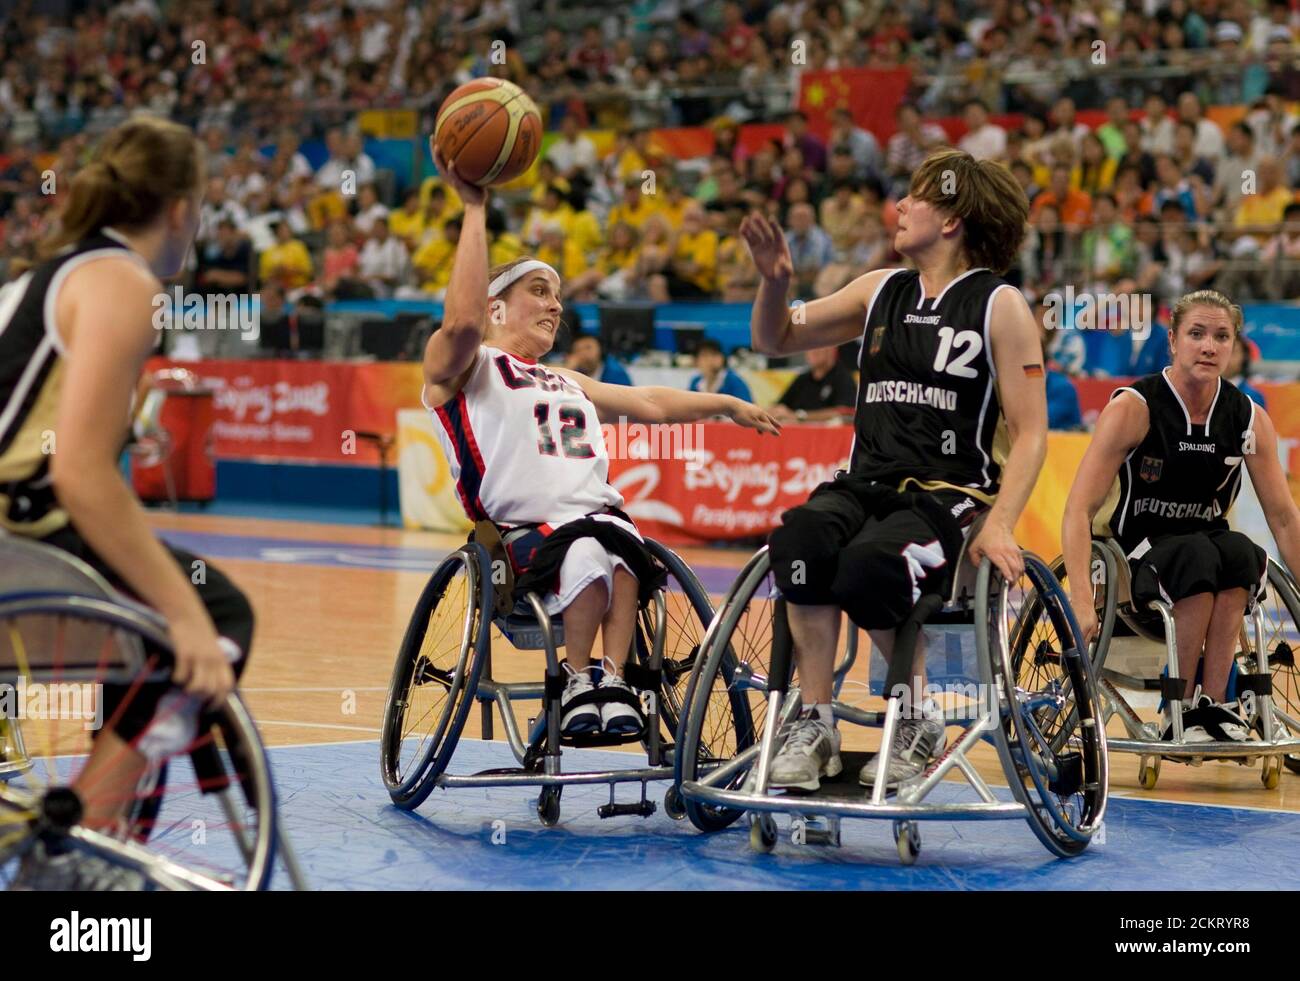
768 715 842 792
10 840 146 891
860 715 946 789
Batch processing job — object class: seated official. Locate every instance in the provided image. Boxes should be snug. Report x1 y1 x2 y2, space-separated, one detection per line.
771 344 857 424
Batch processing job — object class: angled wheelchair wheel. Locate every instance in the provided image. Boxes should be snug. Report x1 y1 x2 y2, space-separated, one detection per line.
633 540 719 746
0 598 277 891
1251 559 1300 774
381 544 492 810
1049 541 1118 672
676 548 773 833
981 554 1108 858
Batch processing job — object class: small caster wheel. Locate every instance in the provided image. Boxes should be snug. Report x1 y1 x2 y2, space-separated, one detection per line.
894 821 920 865
1285 753 1300 776
1262 755 1282 790
537 786 562 827
749 814 777 854
1138 756 1160 790
663 786 687 821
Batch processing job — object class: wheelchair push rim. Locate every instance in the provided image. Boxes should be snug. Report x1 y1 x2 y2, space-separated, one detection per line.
982 553 1108 858
380 545 492 808
0 598 278 891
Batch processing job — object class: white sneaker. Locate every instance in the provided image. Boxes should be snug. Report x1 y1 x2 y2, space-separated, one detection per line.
768 714 842 792
560 663 601 736
860 715 946 788
596 662 643 736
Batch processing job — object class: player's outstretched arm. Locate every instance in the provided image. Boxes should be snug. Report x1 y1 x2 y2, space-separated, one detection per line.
969 287 1049 580
1245 407 1300 579
1061 392 1147 641
741 212 892 355
423 149 489 406
555 368 780 435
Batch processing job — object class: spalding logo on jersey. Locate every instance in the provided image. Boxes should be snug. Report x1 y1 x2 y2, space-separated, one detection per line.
1140 456 1163 482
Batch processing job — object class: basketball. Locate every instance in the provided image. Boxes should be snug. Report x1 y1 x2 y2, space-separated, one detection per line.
431 78 542 188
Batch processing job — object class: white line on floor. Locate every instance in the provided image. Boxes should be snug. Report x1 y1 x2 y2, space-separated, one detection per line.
257 720 382 734
241 687 389 693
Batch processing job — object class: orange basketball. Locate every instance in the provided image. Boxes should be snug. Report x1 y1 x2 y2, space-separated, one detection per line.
432 78 542 188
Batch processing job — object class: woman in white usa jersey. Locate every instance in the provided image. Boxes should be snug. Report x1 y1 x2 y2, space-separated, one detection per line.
422 147 780 737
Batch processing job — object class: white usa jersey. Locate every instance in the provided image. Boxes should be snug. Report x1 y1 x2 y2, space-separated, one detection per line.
424 345 623 527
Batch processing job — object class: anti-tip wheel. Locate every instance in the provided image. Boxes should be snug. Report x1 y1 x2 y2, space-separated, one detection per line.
662 787 687 821
749 814 777 853
1138 756 1160 790
1262 755 1283 790
894 821 920 865
537 787 562 827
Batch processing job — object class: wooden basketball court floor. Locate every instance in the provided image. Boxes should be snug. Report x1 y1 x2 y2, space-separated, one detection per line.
76 511 1300 888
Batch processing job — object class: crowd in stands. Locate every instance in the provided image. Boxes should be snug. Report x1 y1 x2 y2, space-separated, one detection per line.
1 0 1300 396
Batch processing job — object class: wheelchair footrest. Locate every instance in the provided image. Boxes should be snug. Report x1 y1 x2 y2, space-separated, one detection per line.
597 799 656 819
773 751 897 802
562 730 647 749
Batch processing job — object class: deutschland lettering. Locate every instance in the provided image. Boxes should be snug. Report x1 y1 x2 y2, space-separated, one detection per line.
864 381 959 411
1132 498 1220 520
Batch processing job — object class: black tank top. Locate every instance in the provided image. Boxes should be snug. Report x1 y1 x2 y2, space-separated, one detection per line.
1095 369 1256 556
851 267 1012 502
0 230 147 536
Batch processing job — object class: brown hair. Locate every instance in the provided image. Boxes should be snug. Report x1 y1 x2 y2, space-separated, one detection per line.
908 148 1030 273
40 117 204 258
1170 289 1242 336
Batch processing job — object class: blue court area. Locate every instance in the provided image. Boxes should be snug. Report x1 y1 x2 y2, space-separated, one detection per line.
263 738 1300 891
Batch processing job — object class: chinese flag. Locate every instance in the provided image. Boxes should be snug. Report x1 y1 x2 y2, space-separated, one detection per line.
799 68 912 142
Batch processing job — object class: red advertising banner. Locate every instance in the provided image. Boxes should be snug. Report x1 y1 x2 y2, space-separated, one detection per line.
148 358 424 466
605 421 852 546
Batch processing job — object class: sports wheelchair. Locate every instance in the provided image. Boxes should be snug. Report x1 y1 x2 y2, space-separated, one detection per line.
379 525 742 826
1052 538 1300 789
0 532 305 890
675 527 1109 864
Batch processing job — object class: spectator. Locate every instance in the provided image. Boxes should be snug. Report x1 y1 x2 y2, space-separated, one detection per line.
1037 318 1083 430
1225 333 1268 408
1176 91 1226 162
1172 121 1216 188
785 201 834 299
783 111 827 173
1073 133 1117 196
1232 155 1292 251
1260 201 1300 299
534 224 585 281
607 175 659 233
487 206 525 268
1031 164 1093 230
1215 123 1260 216
258 220 314 293
688 338 752 401
651 203 718 301
1140 93 1176 155
565 222 640 300
885 103 947 196
958 99 1007 162
815 210 892 297
357 219 408 298
353 183 389 236
1081 193 1137 288
770 345 856 424
564 331 632 386
1095 96 1131 160
546 113 598 194
196 219 252 296
198 176 249 245
387 189 424 247
827 107 883 183
1148 154 1200 221
320 219 365 299
410 215 461 297
819 178 868 259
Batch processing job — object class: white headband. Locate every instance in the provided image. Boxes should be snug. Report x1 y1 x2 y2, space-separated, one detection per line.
487 260 560 297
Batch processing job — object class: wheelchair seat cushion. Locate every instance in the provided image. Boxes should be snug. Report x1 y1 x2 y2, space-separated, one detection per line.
512 508 666 607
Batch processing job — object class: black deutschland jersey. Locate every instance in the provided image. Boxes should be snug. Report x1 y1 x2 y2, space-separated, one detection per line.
0 230 145 536
852 267 1012 502
1094 369 1256 556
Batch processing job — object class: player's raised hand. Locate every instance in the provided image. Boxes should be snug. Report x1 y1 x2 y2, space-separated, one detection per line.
739 213 794 282
430 142 487 208
729 400 782 436
967 518 1024 582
